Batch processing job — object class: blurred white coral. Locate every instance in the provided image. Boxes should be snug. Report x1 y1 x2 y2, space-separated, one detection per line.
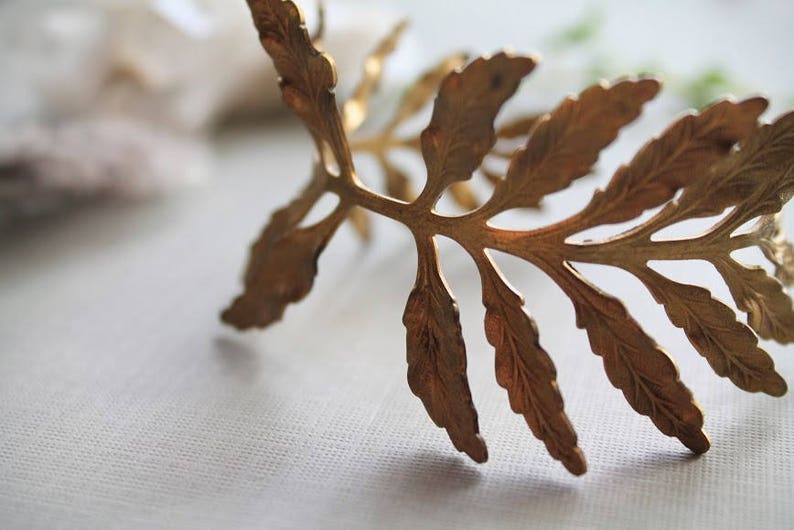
97 0 287 131
0 118 209 220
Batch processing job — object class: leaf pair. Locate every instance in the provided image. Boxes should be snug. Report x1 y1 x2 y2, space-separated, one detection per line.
225 0 794 476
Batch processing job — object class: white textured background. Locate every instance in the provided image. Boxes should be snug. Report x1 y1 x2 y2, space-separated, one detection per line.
2 1 793 528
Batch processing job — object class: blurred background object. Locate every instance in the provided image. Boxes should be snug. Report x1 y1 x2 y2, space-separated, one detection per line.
0 118 209 222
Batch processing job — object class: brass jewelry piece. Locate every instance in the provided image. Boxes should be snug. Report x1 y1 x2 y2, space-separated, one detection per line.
223 0 794 475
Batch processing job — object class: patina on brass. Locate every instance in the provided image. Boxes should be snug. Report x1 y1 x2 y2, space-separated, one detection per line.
223 0 794 476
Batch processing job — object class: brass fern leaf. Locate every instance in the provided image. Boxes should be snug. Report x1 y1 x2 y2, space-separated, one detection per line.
224 0 794 476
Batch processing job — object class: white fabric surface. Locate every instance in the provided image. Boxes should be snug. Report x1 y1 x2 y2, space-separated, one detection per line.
2 1 794 529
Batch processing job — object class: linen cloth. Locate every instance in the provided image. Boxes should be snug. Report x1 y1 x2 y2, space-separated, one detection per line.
2 1 793 528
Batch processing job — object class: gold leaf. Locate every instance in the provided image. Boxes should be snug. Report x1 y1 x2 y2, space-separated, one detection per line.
495 113 543 140
548 263 709 453
676 111 794 220
714 257 794 343
577 98 767 229
777 243 794 285
223 203 345 329
479 165 504 186
756 214 794 286
484 79 660 212
379 154 416 202
479 253 586 475
347 206 372 241
635 266 787 395
240 168 327 287
342 20 408 133
248 0 338 136
384 53 469 133
419 53 536 204
403 239 487 463
309 1 325 43
448 182 480 211
343 49 538 210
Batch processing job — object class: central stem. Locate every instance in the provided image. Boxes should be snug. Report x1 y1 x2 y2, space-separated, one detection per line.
326 174 754 268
